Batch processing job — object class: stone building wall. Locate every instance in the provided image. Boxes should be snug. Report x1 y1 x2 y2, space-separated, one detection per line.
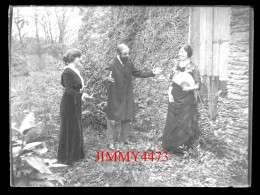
226 7 250 153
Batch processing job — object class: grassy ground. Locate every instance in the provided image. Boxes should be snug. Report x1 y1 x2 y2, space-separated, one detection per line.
10 63 249 187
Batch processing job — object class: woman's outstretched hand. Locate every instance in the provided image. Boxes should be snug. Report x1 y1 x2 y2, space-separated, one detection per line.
82 93 94 100
105 76 115 83
182 84 199 92
182 86 191 92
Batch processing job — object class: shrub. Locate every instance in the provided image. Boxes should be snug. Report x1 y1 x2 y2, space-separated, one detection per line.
10 52 30 77
80 50 108 130
11 112 66 187
78 7 189 133
106 7 189 134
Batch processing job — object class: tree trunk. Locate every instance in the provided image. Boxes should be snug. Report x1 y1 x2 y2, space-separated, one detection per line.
34 8 44 70
16 24 23 45
46 9 54 44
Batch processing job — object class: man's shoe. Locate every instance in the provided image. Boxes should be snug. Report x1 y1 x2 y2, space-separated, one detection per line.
115 143 121 151
108 143 115 150
124 140 130 145
158 134 163 141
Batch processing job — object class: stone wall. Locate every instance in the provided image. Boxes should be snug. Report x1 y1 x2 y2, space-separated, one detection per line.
226 7 250 153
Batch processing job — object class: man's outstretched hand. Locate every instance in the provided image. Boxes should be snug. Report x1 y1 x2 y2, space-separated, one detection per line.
152 67 163 75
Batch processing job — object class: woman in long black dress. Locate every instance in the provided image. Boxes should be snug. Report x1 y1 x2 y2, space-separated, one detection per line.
162 44 201 154
57 48 93 165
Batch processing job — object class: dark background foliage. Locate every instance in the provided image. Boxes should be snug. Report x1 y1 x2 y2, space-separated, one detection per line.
77 7 189 133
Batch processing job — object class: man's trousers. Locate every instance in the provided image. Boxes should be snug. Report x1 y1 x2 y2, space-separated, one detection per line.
107 119 131 144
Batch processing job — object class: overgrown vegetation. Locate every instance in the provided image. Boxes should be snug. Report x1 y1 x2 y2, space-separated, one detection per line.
10 65 249 186
10 6 248 187
11 110 67 186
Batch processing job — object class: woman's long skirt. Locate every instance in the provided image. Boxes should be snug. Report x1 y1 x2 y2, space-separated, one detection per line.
57 93 85 165
162 84 200 153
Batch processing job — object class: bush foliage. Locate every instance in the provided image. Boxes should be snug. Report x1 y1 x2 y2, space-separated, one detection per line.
78 7 189 131
11 112 66 187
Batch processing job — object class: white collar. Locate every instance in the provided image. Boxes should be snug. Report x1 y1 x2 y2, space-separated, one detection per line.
65 64 84 89
117 55 124 65
179 59 190 68
66 64 79 73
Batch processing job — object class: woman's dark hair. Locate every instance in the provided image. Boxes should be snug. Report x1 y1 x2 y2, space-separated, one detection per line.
63 48 82 64
179 44 193 58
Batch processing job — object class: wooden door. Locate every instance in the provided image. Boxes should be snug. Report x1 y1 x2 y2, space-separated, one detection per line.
190 6 230 79
189 6 231 119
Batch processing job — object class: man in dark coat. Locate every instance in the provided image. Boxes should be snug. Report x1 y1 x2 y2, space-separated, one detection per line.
103 44 162 150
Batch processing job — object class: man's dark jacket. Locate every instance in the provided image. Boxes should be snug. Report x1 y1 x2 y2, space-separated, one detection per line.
104 57 155 121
